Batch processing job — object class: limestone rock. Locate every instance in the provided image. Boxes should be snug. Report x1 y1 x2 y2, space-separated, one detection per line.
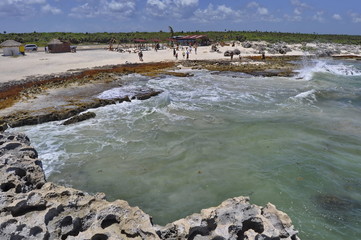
0 132 45 195
155 196 299 240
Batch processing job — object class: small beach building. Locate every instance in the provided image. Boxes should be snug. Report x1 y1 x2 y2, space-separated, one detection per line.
172 35 210 46
48 39 71 53
0 40 22 56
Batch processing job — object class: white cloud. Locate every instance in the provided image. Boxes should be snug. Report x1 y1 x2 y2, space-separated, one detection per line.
294 8 301 15
146 0 199 18
193 4 242 22
105 0 135 14
42 4 62 15
27 0 46 4
247 2 269 16
69 3 97 18
284 14 302 22
291 0 311 9
247 2 259 8
0 0 44 17
258 7 268 15
349 12 361 23
174 0 198 8
5 0 46 4
332 14 342 21
290 0 312 16
146 0 172 17
313 11 324 22
70 0 136 19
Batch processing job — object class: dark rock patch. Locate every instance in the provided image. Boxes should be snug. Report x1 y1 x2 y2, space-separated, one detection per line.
62 112 96 125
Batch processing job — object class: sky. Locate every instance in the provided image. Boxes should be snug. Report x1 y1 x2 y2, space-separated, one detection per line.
0 0 360 35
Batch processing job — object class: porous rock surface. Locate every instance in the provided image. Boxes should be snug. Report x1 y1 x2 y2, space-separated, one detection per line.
0 132 300 240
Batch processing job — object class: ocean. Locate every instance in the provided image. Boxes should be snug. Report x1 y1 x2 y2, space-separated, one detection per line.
16 59 361 240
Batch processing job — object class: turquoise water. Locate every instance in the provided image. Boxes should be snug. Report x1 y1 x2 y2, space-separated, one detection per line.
16 59 361 239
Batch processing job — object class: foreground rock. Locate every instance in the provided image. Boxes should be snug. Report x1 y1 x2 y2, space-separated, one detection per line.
0 132 300 240
156 197 299 240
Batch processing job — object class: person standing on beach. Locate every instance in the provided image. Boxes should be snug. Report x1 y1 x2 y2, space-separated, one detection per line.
186 49 189 60
138 51 143 61
182 50 185 59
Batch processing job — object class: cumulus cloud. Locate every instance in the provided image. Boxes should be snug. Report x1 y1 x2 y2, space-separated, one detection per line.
247 2 269 16
42 4 62 15
193 4 242 22
27 0 46 4
349 12 361 23
257 7 268 15
284 14 302 22
70 0 136 19
332 14 342 20
146 0 199 18
0 0 45 17
312 11 324 22
69 3 97 18
290 0 311 15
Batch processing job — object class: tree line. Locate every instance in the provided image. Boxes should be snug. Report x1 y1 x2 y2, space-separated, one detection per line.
1 31 360 46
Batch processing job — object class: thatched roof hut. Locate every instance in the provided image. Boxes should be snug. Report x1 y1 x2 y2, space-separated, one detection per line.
48 39 71 53
0 40 22 56
0 40 22 47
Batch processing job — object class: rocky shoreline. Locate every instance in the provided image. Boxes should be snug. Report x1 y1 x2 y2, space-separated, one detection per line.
1 54 361 130
0 131 300 240
0 57 305 130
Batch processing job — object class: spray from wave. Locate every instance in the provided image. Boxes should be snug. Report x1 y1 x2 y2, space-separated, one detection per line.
295 60 361 80
290 89 318 104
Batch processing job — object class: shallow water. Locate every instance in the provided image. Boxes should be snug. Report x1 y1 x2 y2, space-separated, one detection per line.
15 59 361 240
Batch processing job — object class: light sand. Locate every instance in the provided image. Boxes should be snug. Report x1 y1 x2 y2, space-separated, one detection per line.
0 44 304 84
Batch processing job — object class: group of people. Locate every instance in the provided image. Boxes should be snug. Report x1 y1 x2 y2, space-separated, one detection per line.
135 43 201 62
172 44 198 60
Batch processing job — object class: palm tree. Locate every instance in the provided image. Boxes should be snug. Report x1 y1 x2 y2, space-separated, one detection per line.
169 26 174 38
169 26 175 47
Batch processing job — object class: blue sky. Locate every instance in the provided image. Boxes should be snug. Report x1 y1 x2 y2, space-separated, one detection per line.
0 0 360 34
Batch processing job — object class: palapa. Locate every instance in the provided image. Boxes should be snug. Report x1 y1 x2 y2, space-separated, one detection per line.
0 40 22 47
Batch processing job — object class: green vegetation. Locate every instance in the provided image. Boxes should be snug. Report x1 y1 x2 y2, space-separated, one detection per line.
1 31 360 46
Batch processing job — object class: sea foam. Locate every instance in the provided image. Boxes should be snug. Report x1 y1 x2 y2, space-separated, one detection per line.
295 60 361 81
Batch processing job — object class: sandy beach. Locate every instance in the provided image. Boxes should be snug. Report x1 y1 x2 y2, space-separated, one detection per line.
0 43 306 83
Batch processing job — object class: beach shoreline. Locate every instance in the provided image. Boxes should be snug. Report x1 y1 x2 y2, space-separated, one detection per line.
2 41 360 84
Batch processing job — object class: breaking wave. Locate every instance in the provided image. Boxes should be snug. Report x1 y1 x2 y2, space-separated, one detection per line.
290 89 317 104
295 60 361 80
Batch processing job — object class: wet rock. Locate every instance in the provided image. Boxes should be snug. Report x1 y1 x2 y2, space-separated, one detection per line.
132 90 163 101
62 112 96 125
